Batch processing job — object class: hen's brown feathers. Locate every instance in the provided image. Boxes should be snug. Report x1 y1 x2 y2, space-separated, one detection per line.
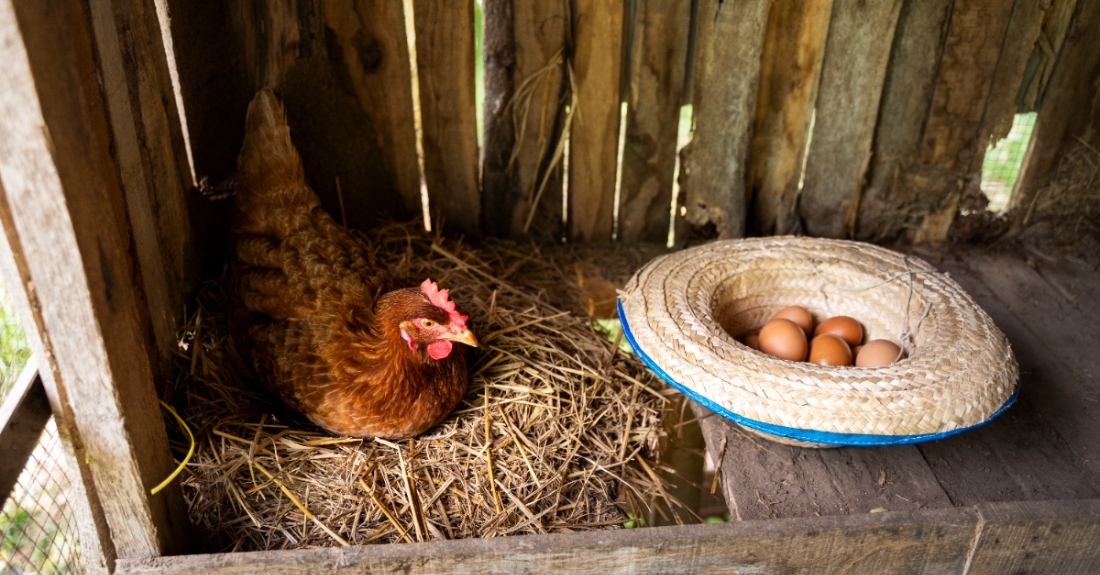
230 89 471 439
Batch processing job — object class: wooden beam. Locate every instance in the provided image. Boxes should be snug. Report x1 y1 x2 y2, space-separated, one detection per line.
1012 1 1100 215
798 0 903 239
0 0 191 559
481 0 568 240
855 0 954 242
618 0 692 244
87 0 197 364
968 500 1100 574
413 0 481 238
118 505 985 574
569 0 625 242
0 360 48 503
747 0 833 236
678 0 772 240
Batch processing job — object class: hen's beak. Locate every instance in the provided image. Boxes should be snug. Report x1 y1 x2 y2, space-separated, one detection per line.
449 329 479 348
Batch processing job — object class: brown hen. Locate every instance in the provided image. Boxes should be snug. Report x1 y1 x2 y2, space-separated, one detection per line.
229 89 477 439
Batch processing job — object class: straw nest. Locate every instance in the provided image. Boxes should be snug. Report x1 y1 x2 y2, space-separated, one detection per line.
164 224 677 551
619 237 1018 447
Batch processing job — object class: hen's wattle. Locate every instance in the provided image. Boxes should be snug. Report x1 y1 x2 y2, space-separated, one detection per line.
229 89 477 439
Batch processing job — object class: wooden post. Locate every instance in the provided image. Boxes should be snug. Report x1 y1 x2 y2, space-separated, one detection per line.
413 0 481 238
87 0 197 364
0 360 49 503
679 0 772 240
568 0 625 242
747 0 833 236
798 0 903 239
481 0 569 240
618 0 693 245
0 0 191 562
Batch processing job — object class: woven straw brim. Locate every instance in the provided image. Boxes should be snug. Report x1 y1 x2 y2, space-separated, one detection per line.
619 237 1018 447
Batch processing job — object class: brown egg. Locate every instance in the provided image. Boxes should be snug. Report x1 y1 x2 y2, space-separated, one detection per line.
808 334 853 366
851 345 863 357
855 339 903 367
814 316 863 347
770 306 813 335
742 333 761 351
758 319 808 361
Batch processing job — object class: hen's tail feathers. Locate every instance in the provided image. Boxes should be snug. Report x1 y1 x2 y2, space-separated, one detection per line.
237 88 318 214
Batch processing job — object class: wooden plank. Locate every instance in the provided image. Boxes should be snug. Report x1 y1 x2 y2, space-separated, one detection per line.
798 0 903 239
747 0 832 236
481 0 568 240
568 0 625 242
1017 0 1079 113
0 181 114 575
937 250 1100 481
1013 1 1100 214
165 0 420 235
910 0 1017 243
118 506 980 574
968 500 1100 574
855 0 954 242
678 0 772 240
694 403 953 522
617 0 692 244
413 0 481 237
0 360 48 502
0 0 190 558
87 0 197 363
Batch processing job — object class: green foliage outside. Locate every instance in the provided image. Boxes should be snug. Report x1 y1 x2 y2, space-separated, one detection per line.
981 112 1037 212
0 285 31 404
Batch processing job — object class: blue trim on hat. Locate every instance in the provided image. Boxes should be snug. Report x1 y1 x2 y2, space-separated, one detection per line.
616 299 1017 446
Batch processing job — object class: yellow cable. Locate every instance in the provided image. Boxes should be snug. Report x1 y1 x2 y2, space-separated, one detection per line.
150 400 195 495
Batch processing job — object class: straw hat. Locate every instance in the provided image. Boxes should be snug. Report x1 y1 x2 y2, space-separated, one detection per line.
618 237 1018 447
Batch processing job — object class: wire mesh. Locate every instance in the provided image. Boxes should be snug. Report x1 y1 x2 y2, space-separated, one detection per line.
2 419 83 575
981 112 1038 212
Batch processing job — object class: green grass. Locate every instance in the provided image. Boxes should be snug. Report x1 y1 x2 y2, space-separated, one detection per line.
0 284 32 403
980 112 1037 212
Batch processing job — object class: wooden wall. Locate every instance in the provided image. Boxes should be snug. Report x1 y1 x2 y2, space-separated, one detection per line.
155 0 1100 257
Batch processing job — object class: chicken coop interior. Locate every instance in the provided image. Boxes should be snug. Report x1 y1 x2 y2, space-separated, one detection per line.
1 0 1099 574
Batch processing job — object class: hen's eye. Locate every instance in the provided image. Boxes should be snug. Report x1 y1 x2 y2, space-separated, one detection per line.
420 319 436 329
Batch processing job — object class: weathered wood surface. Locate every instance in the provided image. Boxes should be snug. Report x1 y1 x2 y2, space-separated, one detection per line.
568 0 624 242
0 0 191 559
0 360 48 503
87 0 196 362
0 180 114 575
977 0 1048 150
618 0 692 244
1017 0 1079 113
747 0 832 236
119 506 983 574
911 0 1018 243
798 0 903 239
679 0 771 240
481 0 569 240
1013 1 1100 215
694 404 953 521
414 0 480 237
165 0 419 236
697 245 1100 526
856 0 954 242
968 500 1100 575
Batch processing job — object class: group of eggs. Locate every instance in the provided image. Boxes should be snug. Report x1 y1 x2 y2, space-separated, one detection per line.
739 306 904 368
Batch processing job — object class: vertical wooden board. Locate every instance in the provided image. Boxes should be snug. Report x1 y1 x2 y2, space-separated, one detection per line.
414 0 481 237
907 0 1017 243
798 0 903 239
747 0 833 236
0 0 191 558
481 0 568 240
569 0 624 242
88 0 197 363
618 0 692 244
856 0 954 242
1013 1 1100 213
1017 0 1079 113
968 500 1100 575
973 0 1049 164
679 0 772 240
0 181 114 574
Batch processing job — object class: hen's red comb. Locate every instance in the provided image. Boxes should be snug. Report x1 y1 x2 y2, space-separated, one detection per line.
421 279 468 328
